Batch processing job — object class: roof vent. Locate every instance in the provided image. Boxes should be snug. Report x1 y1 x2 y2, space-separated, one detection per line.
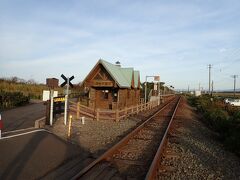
115 61 121 67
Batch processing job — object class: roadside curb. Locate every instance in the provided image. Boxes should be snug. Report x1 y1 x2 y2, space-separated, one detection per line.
35 116 46 128
2 116 46 136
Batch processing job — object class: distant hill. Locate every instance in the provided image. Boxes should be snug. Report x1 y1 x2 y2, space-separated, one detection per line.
215 89 240 93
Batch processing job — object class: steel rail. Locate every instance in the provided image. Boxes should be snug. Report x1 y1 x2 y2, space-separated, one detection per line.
145 96 181 180
71 97 177 180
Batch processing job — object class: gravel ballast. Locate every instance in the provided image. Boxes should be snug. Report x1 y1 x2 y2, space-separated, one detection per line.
158 98 240 180
47 107 159 157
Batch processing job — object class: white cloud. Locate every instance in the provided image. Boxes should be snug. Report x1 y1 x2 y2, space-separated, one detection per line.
1 0 240 89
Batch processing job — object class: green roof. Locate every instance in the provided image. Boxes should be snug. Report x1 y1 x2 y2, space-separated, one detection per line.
99 59 140 88
134 71 140 88
121 68 134 86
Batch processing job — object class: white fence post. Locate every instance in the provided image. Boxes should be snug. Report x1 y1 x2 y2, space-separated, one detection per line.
50 90 54 126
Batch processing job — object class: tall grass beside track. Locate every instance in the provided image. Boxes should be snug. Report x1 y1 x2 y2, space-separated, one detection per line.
0 78 82 110
188 95 240 156
0 78 48 99
0 78 47 110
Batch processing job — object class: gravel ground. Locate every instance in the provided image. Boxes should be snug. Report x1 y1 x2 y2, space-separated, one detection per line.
158 98 240 180
46 106 160 158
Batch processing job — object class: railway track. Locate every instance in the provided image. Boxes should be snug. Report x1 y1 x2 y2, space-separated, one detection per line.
72 96 181 180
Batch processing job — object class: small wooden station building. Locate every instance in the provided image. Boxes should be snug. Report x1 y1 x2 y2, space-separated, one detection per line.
82 59 141 110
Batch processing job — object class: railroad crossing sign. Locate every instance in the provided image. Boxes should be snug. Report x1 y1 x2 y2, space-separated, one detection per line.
60 74 75 125
60 74 74 88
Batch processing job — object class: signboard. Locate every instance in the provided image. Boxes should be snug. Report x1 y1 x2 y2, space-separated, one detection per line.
53 96 65 115
92 81 113 87
43 90 50 101
154 76 160 81
54 96 65 103
42 90 58 101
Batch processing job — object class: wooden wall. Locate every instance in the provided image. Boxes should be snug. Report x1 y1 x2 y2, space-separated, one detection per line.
88 87 140 110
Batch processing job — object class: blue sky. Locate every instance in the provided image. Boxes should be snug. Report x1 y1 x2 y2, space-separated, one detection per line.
1 0 240 90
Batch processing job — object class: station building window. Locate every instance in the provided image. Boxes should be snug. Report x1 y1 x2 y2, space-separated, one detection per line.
101 90 109 99
112 90 118 102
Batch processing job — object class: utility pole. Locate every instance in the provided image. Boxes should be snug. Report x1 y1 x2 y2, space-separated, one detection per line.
211 80 214 96
199 83 201 91
188 85 189 93
231 75 238 98
208 64 212 95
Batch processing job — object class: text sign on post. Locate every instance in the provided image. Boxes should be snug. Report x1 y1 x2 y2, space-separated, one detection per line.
53 96 65 115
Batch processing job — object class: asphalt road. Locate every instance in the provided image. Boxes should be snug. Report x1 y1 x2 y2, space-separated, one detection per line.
0 130 91 180
1 102 45 132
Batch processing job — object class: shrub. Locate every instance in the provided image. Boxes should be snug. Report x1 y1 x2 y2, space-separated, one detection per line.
0 90 30 110
188 95 240 155
224 125 240 155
